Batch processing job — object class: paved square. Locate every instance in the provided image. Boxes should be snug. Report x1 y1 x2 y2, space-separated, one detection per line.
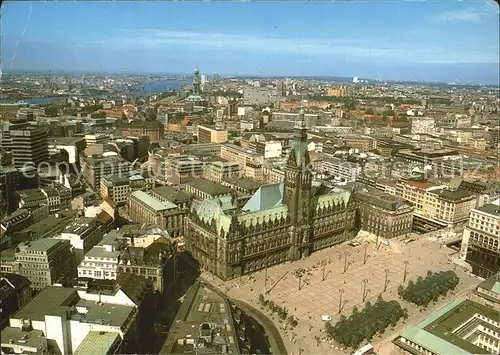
203 238 481 354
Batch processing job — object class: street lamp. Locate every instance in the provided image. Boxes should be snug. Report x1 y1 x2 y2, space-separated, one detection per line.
338 289 344 314
343 252 350 273
384 269 390 292
363 244 368 265
320 260 328 281
294 268 305 291
403 261 409 283
362 279 369 302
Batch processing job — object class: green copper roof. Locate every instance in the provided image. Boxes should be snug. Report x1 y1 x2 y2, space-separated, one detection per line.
399 298 496 355
243 183 284 212
131 191 177 211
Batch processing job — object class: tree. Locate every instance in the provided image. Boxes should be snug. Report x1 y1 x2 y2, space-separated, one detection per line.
365 108 374 115
258 294 265 304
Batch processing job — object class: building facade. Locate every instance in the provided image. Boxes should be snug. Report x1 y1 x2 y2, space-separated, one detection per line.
14 239 73 290
10 126 49 169
321 156 362 182
197 125 228 144
184 109 358 280
355 186 414 239
220 144 264 171
127 191 184 238
460 201 500 279
205 161 241 183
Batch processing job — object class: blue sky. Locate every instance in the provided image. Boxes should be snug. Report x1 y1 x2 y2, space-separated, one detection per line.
2 0 499 84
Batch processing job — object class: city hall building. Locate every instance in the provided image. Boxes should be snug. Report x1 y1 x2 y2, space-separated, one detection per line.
184 110 358 280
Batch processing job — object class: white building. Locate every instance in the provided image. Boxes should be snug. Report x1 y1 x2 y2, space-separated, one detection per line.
321 155 362 182
2 286 137 354
261 141 282 159
411 117 436 135
55 217 105 265
77 232 124 280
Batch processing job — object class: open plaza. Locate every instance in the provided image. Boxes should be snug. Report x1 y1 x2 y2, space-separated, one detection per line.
203 236 482 355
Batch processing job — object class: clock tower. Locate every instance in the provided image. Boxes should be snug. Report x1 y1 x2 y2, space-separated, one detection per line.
284 108 313 260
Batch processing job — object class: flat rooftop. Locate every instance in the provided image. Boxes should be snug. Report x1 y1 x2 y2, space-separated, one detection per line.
222 177 263 191
17 238 66 252
18 213 74 237
430 188 475 201
71 299 135 328
394 298 499 355
186 179 234 196
152 186 192 204
355 186 412 211
130 190 178 211
73 331 120 355
1 327 46 350
474 203 500 218
12 286 79 322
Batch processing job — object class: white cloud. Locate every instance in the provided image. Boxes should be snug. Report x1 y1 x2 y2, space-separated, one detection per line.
434 10 484 22
109 29 497 65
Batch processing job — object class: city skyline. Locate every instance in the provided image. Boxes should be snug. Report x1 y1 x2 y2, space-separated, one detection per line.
2 1 499 85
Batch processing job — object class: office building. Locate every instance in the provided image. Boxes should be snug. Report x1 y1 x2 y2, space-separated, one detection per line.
56 217 106 265
355 186 414 239
14 239 73 290
342 135 377 152
79 153 132 189
127 191 184 237
460 201 500 278
321 156 362 182
205 161 241 183
118 237 173 292
117 121 164 143
185 179 234 200
10 126 49 169
197 125 228 144
220 144 264 171
399 180 477 227
100 175 131 206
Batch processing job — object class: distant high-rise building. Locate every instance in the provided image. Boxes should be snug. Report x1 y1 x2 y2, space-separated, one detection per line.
10 126 49 169
353 76 360 83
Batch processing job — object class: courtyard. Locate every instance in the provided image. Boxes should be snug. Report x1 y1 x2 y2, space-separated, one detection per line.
202 237 481 355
